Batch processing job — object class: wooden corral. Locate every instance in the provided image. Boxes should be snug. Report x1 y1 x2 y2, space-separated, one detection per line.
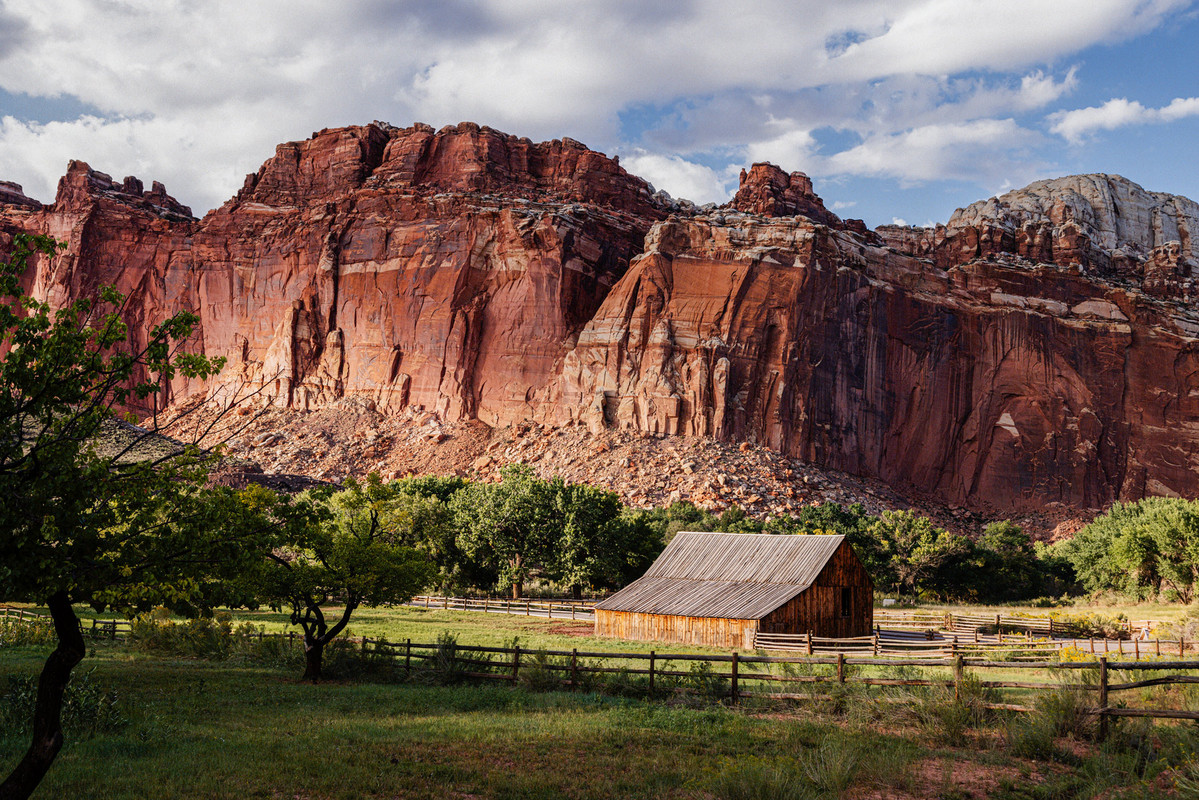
595 532 873 649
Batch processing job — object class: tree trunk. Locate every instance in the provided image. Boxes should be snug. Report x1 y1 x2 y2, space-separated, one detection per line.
0 592 86 800
571 584 582 600
302 640 324 682
512 581 523 600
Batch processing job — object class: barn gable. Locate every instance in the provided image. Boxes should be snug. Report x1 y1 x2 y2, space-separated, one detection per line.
594 532 868 638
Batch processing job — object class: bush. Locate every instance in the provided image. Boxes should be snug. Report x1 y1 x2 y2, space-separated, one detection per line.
128 612 303 668
0 669 128 740
0 618 57 647
683 660 729 702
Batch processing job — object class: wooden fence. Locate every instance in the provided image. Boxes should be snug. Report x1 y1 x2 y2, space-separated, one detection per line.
409 595 596 620
1 606 132 640
752 630 1192 661
5 605 1196 731
358 636 1199 730
873 610 1137 637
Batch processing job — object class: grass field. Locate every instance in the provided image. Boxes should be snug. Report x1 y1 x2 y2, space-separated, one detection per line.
4 606 1199 799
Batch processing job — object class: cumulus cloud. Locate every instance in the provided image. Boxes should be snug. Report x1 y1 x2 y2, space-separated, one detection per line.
826 0 1190 80
818 118 1045 185
0 0 1191 211
1049 96 1199 143
617 150 735 204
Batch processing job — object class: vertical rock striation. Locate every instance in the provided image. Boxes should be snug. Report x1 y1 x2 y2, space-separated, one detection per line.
4 125 1199 513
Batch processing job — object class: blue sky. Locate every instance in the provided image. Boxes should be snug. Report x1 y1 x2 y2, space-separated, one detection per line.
0 0 1196 228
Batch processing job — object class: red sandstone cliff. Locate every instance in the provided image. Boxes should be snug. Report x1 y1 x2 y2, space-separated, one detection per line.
3 122 1199 514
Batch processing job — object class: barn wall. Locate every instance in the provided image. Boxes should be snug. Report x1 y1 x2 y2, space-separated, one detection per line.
759 541 874 637
594 609 758 649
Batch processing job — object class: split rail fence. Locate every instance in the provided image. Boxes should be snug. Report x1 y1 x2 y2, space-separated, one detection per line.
5 605 1197 731
359 637 1199 731
1 605 131 641
409 595 596 620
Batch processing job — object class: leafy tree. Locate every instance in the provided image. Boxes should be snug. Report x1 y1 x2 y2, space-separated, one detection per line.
0 233 238 799
388 475 495 592
548 480 664 597
867 510 972 599
1060 498 1199 601
251 479 435 680
974 521 1042 601
452 465 558 598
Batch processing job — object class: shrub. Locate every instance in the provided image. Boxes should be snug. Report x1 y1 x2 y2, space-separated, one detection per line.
684 660 729 702
0 669 128 740
0 618 57 647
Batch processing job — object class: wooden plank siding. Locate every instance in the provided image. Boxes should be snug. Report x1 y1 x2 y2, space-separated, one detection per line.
760 540 874 638
594 608 759 649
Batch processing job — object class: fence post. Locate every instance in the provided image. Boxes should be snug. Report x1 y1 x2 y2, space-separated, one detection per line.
525 600 530 616
1090 637 1095 654
1098 656 1109 741
571 648 579 688
443 596 448 610
425 596 430 609
649 651 656 696
512 645 521 680
1181 636 1186 658
953 655 964 701
484 597 489 612
806 632 813 656
1134 638 1139 660
405 639 412 674
873 634 879 657
571 604 576 621
730 651 739 704
1155 638 1161 657
836 652 845 684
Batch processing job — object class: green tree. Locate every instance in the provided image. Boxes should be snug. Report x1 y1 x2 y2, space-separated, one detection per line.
0 234 237 800
1060 498 1199 601
452 465 558 598
389 475 495 592
868 510 972 599
252 479 435 680
974 521 1042 601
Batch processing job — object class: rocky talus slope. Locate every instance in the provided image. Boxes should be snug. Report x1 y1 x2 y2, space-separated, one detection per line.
3 122 1198 522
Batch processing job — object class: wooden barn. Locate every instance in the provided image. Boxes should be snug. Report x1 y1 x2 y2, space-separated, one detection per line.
594 532 873 649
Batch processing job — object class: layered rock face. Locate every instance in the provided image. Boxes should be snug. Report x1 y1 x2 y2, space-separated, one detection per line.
549 172 1199 512
2 122 660 424
4 123 1199 513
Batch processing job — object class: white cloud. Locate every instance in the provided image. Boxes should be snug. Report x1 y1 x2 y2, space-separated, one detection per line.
0 0 1191 211
618 151 734 205
817 119 1045 185
1049 96 1199 143
744 128 819 171
826 0 1190 80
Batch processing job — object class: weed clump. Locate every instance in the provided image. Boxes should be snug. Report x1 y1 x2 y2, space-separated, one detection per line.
0 669 128 740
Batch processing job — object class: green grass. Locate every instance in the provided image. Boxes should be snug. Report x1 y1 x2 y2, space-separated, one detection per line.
4 636 1199 799
0 646 915 800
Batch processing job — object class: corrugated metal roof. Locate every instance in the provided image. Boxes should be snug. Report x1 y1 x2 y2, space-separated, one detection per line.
596 531 845 620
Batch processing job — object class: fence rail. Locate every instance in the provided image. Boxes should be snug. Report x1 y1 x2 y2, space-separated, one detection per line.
0 605 132 640
753 629 1192 661
409 595 596 620
873 610 1134 636
5 605 1196 730
354 636 1199 729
